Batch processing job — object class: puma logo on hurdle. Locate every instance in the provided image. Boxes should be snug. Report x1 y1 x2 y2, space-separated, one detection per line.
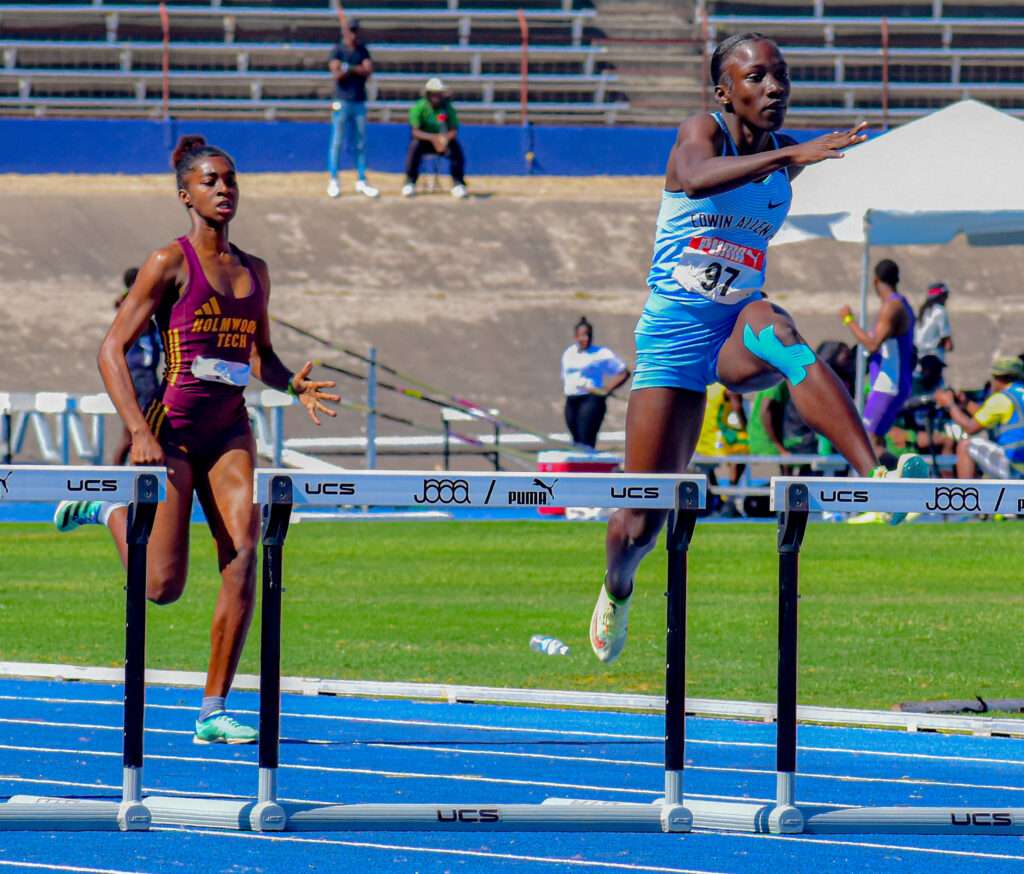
532 478 557 498
0 470 12 498
508 478 558 506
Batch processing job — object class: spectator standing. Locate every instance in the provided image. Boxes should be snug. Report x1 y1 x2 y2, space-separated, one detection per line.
936 356 1024 480
839 259 916 453
326 19 379 199
914 282 954 365
111 267 162 465
402 78 468 199
561 316 629 449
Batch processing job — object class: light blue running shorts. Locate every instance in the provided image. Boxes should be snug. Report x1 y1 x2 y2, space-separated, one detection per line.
631 292 762 393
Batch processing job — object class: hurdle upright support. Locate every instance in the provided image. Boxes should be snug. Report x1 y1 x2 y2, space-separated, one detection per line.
227 470 703 833
767 476 1024 835
0 466 164 831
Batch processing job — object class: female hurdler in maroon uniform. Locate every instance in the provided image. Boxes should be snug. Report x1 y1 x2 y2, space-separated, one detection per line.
56 136 339 743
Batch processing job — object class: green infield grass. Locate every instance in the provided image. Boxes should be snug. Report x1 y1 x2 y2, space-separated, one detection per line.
0 520 1019 710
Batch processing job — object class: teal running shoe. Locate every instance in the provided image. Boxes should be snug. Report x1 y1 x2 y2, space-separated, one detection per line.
193 711 259 745
871 454 930 526
53 500 104 532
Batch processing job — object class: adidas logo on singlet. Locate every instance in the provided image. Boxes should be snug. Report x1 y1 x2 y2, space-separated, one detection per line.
194 297 223 317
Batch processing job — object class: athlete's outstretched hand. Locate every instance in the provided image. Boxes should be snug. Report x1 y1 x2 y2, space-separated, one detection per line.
291 361 341 426
130 428 165 467
787 122 868 167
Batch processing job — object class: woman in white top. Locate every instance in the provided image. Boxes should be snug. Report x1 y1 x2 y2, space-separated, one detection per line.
561 316 630 448
915 282 954 363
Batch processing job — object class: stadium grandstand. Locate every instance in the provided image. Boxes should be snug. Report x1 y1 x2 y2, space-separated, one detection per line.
0 0 1021 127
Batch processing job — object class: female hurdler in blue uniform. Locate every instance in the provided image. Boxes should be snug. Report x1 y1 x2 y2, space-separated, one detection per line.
590 33 926 663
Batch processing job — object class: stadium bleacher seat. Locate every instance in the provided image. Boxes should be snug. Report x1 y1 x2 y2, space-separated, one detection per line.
0 0 628 122
708 0 1024 126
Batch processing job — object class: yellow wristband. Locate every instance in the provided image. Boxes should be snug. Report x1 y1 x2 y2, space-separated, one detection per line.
842 314 855 325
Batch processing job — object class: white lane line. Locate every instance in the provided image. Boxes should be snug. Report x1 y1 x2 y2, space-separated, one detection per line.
0 774 342 807
0 718 191 737
0 772 783 811
4 740 1023 796
0 862 149 874
0 743 659 797
707 830 1024 862
0 697 656 741
149 827 731 874
5 709 1023 770
365 742 1024 793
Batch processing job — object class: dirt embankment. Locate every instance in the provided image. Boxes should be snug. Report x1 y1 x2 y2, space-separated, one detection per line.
0 171 1018 449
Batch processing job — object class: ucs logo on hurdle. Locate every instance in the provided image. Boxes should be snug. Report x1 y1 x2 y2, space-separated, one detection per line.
925 485 981 513
435 807 500 823
951 811 1013 827
67 478 118 493
414 478 471 505
303 481 357 497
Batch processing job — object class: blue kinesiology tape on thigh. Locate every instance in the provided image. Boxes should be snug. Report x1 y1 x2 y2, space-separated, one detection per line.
742 324 816 386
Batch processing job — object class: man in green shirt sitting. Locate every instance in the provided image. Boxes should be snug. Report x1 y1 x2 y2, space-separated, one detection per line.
402 78 468 199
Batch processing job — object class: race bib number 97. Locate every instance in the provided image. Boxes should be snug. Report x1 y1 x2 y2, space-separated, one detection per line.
672 236 765 305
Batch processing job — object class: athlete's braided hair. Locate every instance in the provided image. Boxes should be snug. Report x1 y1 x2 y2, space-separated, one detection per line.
710 32 775 87
575 315 593 338
171 135 235 191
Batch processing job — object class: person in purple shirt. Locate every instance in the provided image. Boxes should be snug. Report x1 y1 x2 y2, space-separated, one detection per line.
840 258 916 453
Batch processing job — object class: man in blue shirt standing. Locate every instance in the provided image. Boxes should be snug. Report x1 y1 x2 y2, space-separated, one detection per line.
326 19 379 199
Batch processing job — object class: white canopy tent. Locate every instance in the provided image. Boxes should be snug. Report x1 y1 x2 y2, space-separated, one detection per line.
772 99 1024 404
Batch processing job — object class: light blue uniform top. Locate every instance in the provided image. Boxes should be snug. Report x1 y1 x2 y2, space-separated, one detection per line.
647 113 792 307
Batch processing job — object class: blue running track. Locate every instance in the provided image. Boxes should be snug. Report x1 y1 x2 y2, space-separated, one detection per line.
2 677 1024 873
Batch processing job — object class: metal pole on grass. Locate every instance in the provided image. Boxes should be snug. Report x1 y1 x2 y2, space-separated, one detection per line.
367 347 378 470
772 482 808 832
120 472 159 830
663 481 699 819
251 475 291 831
854 213 872 414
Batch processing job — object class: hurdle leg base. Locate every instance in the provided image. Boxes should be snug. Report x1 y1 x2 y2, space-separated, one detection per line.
800 805 1024 835
117 799 151 831
143 796 255 830
659 803 692 833
284 801 676 832
768 804 804 834
250 800 287 832
1 797 123 831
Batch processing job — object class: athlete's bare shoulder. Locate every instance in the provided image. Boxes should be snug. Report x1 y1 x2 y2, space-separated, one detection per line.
142 241 186 285
674 112 724 150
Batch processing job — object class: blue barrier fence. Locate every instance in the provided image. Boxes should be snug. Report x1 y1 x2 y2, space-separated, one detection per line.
0 117 684 176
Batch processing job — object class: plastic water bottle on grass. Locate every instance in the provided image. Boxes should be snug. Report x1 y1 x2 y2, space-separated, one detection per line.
530 635 569 656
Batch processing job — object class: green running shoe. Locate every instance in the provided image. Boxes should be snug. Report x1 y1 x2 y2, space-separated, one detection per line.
589 579 632 664
194 711 259 745
53 500 104 532
870 454 930 526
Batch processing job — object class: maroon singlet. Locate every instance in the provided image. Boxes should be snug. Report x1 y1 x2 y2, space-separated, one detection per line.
144 236 265 461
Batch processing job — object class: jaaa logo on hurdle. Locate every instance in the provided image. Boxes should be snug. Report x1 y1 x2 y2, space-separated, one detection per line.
925 486 980 512
414 478 471 505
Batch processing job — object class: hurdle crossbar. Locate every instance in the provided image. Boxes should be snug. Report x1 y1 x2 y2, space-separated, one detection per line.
146 470 705 833
0 465 165 832
762 476 1024 835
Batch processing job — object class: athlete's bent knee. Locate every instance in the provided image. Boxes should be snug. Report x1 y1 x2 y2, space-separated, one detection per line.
148 575 185 606
630 509 668 551
742 316 815 386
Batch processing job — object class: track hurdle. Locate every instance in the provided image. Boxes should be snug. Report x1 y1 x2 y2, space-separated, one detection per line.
147 470 705 832
0 465 164 831
763 476 1024 835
